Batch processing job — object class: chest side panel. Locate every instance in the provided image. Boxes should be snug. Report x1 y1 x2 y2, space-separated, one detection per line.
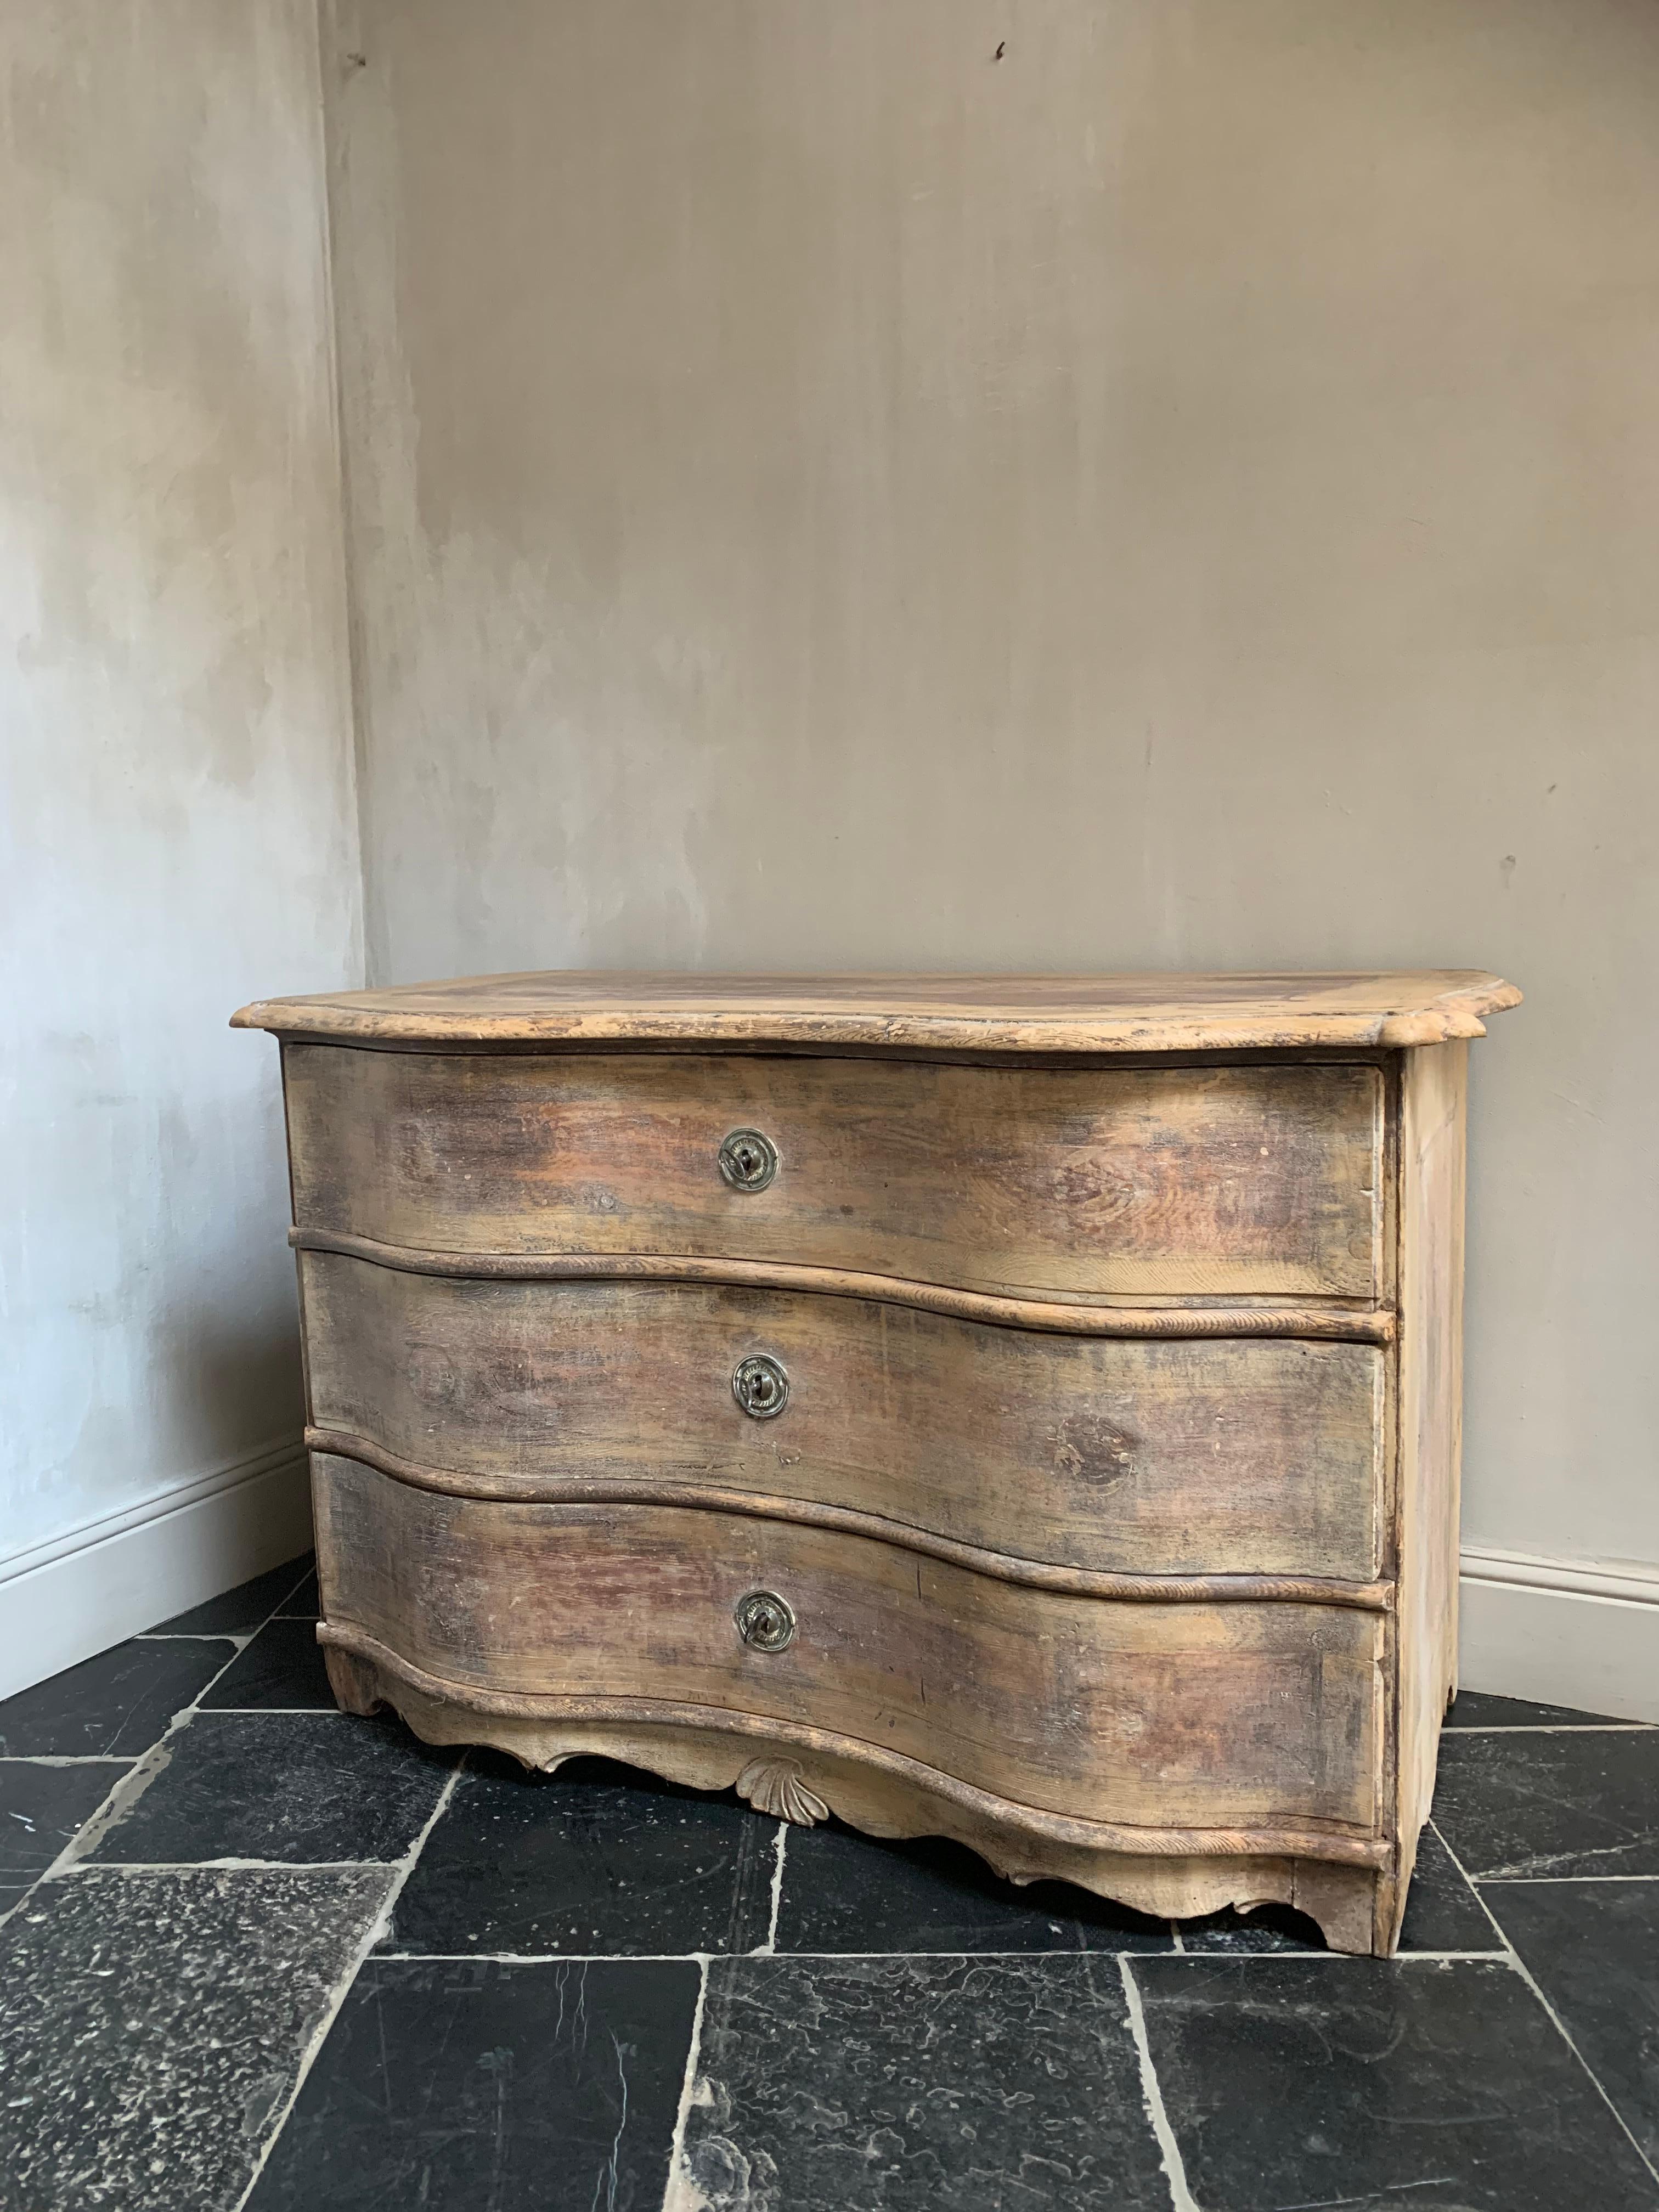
1386 1042 1467 1944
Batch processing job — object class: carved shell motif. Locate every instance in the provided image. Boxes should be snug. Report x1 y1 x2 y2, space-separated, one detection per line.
735 1757 829 1827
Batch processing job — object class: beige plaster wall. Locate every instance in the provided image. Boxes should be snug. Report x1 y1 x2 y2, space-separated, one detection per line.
1 1 360 1644
324 1 1659 1587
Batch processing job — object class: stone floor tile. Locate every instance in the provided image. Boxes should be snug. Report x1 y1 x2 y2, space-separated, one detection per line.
1398 1822 1505 1951
386 1753 778 1957
0 1762 128 1900
245 1957 699 2211
274 1569 319 1620
1447 1690 1651 1730
1482 1878 1659 2166
200 1618 335 1711
86 1711 456 1867
146 1555 315 1638
1180 1827 1498 1957
1432 1727 1659 1880
674 1953 1172 2209
775 1817 1174 1954
0 1864 389 2212
1131 1953 1659 2210
0 1639 236 1759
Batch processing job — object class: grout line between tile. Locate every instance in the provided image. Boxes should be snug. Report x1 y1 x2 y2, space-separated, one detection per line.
33 1736 185 1879
275 1558 318 1605
136 1634 253 1649
137 1558 315 1652
232 1756 469 2211
55 1859 407 1875
1427 1821 1547 1953
368 1945 1231 1964
1446 1724 1652 1735
1378 1948 1507 1962
200 1632 275 1692
374 1950 713 1965
0 1755 135 1768
1118 1957 1200 2212
661 1953 710 2212
1476 1874 1659 1886
1431 1820 1659 2191
758 1821 788 1955
1505 1950 1659 2188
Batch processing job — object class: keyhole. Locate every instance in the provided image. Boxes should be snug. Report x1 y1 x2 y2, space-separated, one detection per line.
719 1128 778 1192
733 1354 789 1420
736 1589 796 1651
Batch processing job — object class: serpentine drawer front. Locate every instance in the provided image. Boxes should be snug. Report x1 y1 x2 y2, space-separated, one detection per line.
235 968 1520 1956
311 1455 1385 1839
281 1047 1384 1299
298 1260 1386 1581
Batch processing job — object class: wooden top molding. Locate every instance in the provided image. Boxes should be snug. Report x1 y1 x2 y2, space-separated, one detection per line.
234 969 1520 1054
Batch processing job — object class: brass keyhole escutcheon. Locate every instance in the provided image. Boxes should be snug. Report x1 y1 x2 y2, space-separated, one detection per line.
718 1127 778 1192
735 1590 796 1652
732 1353 789 1420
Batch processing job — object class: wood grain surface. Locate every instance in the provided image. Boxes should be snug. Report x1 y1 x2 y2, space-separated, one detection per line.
307 1431 1394 1610
313 1453 1384 1838
289 1231 1395 1341
240 972 1514 1953
284 1047 1385 1299
235 967 1521 1052
301 1256 1386 1580
1384 1040 1469 1949
320 1641 1383 1950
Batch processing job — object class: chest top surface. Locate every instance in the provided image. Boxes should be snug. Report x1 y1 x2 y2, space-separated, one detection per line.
233 968 1519 1053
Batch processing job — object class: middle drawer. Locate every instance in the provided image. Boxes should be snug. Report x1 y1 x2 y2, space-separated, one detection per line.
301 1253 1384 1582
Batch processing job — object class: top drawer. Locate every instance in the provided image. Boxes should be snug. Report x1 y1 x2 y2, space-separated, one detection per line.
284 1048 1383 1300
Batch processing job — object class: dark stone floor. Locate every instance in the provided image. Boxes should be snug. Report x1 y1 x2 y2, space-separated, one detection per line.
2 1556 1656 2209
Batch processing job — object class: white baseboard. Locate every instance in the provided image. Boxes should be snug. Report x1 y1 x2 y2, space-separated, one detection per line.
0 1440 313 1702
1459 1545 1659 1724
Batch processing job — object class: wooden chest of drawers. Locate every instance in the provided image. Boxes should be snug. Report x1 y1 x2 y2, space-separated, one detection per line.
234 970 1519 1955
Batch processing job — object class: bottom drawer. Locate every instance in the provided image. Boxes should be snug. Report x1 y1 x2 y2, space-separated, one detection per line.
315 1453 1384 1840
